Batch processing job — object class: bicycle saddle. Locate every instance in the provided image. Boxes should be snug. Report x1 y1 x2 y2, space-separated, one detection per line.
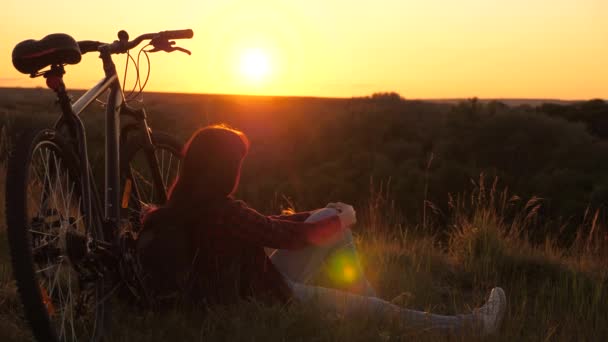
12 33 82 75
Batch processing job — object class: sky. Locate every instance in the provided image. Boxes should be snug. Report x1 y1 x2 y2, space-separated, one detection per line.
1 0 606 99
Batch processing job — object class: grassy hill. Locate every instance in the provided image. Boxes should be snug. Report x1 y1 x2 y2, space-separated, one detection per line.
0 88 607 340
1 155 607 340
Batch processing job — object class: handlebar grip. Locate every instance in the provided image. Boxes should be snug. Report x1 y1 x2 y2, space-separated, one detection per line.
159 29 193 40
78 40 103 54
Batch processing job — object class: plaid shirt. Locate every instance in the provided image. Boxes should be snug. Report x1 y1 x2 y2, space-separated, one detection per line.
207 200 343 249
139 199 343 306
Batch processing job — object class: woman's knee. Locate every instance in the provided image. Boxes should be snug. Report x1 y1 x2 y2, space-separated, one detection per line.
305 207 340 223
306 207 355 247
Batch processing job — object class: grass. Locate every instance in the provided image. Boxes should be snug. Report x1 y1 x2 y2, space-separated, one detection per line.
0 129 606 341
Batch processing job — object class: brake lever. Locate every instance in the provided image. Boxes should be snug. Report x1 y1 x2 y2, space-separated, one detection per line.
172 46 192 55
148 38 191 55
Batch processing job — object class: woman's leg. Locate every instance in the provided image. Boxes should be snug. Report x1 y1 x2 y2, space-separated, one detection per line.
270 208 376 296
289 281 506 336
272 209 507 335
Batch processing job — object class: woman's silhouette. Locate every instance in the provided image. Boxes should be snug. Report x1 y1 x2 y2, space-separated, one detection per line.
137 125 506 336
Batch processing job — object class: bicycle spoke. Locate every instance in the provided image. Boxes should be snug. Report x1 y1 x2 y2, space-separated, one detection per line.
47 260 63 300
68 270 76 342
37 148 56 217
159 150 165 190
29 229 58 238
36 263 59 275
32 237 60 253
30 151 47 213
165 152 173 188
58 285 67 339
52 152 69 219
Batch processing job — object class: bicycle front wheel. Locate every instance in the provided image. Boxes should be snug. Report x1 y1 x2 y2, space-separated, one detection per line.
5 129 108 342
120 131 183 232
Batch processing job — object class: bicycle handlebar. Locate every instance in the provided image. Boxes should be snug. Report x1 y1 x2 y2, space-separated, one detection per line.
159 29 193 40
78 29 193 55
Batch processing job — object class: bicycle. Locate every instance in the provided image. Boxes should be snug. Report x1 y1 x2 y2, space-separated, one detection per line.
5 29 193 341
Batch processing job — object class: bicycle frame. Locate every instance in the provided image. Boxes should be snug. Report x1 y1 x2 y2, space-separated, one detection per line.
48 47 167 248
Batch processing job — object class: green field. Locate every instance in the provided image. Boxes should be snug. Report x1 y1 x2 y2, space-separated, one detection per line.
0 88 607 340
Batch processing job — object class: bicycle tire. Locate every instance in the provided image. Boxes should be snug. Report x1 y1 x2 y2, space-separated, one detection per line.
5 129 108 342
120 131 183 232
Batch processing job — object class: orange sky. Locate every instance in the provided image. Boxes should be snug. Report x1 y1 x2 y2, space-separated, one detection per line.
1 0 606 99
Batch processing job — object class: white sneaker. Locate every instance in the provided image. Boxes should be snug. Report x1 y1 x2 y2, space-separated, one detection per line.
474 287 507 335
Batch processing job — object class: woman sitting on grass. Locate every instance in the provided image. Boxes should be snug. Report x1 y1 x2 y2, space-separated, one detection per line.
136 125 506 336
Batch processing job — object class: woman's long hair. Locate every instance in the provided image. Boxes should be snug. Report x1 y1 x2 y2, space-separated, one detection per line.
142 125 248 227
167 125 250 210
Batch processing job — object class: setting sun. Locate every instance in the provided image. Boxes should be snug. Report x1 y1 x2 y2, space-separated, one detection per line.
239 48 271 82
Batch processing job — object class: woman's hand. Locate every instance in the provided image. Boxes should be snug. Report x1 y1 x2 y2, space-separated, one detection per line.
327 202 357 228
325 202 338 210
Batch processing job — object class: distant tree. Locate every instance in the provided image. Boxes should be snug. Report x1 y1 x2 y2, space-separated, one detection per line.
538 99 608 138
486 100 508 115
370 92 405 102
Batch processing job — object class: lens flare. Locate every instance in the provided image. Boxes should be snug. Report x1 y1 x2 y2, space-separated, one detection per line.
325 249 360 286
342 265 356 283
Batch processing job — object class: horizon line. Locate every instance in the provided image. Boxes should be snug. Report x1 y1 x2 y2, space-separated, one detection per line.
0 86 602 103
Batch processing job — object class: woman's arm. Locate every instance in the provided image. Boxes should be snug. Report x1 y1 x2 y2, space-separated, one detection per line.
269 203 345 222
268 211 312 222
218 202 343 250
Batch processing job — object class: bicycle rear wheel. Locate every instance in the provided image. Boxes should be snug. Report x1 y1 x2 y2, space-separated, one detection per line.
5 129 108 342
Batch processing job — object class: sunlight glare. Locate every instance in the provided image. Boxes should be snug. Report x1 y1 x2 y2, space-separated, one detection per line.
239 48 270 82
